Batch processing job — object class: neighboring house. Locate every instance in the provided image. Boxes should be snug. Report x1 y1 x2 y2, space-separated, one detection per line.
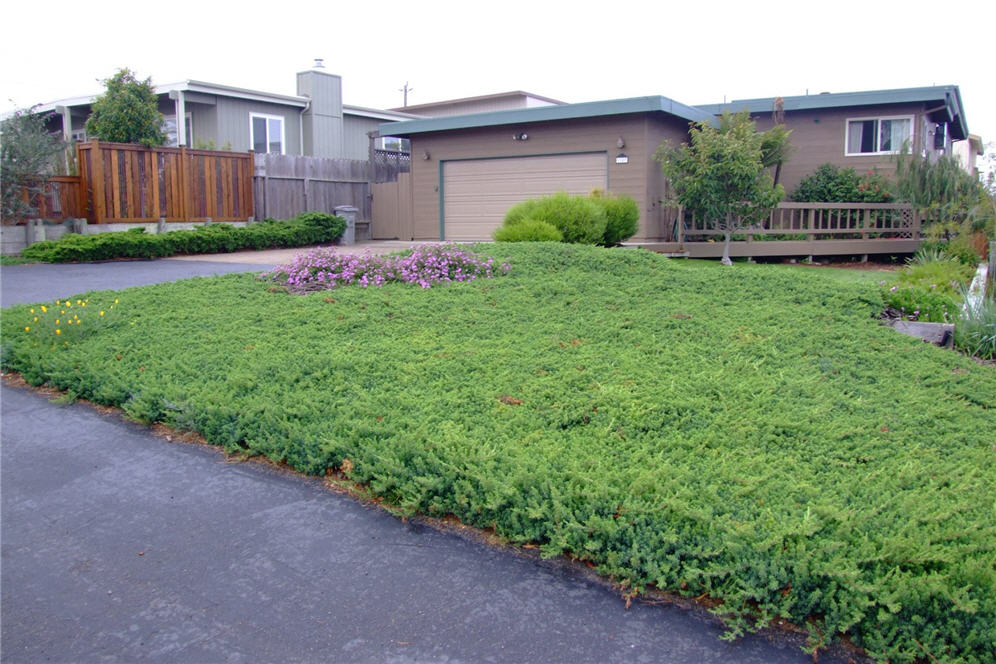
32 69 418 161
377 85 973 242
376 96 716 242
697 86 969 194
389 91 565 117
952 134 984 179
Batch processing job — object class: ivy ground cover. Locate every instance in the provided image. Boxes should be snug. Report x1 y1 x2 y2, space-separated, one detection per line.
2 244 993 663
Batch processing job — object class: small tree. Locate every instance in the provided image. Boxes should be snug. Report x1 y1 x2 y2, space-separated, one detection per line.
1 107 67 224
656 112 784 265
895 151 992 242
85 69 167 147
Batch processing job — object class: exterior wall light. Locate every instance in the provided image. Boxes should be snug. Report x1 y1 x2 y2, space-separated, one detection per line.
512 132 529 141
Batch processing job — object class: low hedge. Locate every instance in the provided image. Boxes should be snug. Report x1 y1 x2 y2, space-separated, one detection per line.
496 191 639 246
19 213 346 263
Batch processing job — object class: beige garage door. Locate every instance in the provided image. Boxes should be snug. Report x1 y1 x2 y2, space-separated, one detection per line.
442 153 608 241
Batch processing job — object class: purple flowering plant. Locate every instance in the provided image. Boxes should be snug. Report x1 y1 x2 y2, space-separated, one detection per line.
263 244 510 293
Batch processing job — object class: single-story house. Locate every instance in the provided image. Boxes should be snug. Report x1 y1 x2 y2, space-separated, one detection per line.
377 85 972 242
697 85 969 194
32 69 418 161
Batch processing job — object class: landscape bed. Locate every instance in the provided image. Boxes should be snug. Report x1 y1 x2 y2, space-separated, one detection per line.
2 243 994 663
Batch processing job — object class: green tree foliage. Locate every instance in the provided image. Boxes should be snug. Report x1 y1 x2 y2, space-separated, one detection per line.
655 111 784 265
896 151 995 245
0 107 67 223
85 69 167 147
791 163 895 203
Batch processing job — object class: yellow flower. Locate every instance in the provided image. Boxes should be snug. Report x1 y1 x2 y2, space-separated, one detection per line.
55 300 60 305
41 306 47 313
66 301 71 307
24 326 30 332
33 317 38 322
99 311 105 316
56 329 61 335
61 310 66 315
114 299 119 304
76 300 82 305
81 302 86 307
55 319 60 324
29 308 35 314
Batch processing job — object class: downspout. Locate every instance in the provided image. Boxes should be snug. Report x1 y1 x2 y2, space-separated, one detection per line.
299 97 311 156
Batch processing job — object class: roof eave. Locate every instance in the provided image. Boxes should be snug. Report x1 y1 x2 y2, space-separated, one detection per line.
378 95 717 137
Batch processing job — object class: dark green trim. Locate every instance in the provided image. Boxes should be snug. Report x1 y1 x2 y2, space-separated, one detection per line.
697 85 969 140
438 151 610 239
379 96 717 137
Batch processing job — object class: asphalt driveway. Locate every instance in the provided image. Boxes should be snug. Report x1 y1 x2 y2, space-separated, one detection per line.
1 259 864 663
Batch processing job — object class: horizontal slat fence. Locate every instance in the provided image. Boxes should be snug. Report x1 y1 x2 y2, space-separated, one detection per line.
253 154 371 221
77 140 254 223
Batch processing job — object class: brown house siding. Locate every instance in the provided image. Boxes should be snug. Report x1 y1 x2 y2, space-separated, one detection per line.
407 114 689 241
750 102 936 195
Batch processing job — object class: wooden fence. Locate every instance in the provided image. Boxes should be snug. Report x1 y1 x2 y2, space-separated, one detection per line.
253 153 371 222
76 141 254 223
14 176 85 222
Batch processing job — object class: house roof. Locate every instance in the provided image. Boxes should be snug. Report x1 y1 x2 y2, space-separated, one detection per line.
344 104 422 122
27 81 415 121
696 86 968 140
378 95 717 136
390 90 566 113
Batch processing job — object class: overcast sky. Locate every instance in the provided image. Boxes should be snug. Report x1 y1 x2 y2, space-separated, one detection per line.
3 0 993 160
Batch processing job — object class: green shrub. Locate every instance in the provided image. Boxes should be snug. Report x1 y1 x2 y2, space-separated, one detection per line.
493 218 563 242
897 257 976 296
589 190 639 245
955 294 996 360
918 238 982 266
502 191 606 244
19 213 346 263
881 255 976 322
882 283 960 322
791 164 894 203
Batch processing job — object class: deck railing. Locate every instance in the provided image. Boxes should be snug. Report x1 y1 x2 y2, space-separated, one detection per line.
676 202 919 242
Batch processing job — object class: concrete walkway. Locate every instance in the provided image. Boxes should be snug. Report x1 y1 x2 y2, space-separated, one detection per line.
164 240 432 265
1 260 863 663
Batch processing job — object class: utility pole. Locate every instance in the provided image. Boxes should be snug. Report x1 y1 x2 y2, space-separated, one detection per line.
399 82 413 107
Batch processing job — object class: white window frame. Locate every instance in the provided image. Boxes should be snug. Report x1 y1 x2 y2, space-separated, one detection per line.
844 115 914 156
249 113 286 155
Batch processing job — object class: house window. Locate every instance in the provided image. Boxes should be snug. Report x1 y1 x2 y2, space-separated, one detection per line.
163 113 193 147
377 136 410 153
933 122 947 151
845 116 912 155
250 113 285 154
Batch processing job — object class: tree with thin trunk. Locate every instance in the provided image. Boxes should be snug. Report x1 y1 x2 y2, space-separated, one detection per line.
656 112 785 265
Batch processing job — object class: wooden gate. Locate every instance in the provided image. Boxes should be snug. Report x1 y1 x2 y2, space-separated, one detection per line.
371 173 413 240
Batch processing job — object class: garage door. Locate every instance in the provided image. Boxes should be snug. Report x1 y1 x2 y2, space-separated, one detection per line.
442 153 607 241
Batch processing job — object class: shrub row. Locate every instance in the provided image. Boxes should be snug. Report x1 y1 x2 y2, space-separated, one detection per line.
19 212 346 263
494 190 639 245
791 163 895 203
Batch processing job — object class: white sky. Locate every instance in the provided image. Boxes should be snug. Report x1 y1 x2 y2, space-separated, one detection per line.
2 0 993 160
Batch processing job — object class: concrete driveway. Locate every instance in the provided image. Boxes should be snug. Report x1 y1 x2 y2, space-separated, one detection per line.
0 259 864 663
